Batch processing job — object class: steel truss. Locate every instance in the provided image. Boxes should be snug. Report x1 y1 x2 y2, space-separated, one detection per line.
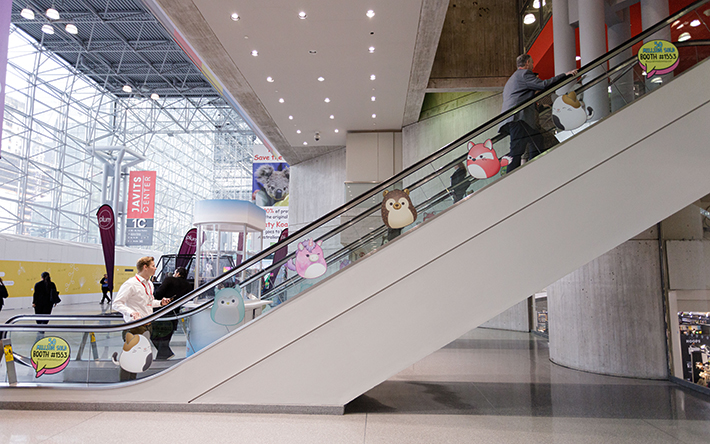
1 25 256 252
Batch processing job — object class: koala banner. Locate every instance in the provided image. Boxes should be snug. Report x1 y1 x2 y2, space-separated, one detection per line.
252 145 289 246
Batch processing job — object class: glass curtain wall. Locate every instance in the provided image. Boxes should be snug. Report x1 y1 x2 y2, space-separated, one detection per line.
0 25 256 252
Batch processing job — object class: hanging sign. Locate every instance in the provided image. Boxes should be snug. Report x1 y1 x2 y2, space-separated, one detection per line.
126 171 156 246
638 40 679 78
31 337 71 377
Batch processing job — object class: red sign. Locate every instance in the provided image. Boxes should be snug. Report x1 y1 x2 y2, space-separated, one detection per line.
128 171 156 219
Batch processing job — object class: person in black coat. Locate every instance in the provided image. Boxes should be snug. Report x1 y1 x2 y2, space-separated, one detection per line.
152 267 192 359
33 271 58 325
0 277 8 312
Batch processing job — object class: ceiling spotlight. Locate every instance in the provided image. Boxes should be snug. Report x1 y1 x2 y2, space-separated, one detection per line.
231 13 240 21
691 19 701 27
318 76 325 82
370 74 376 80
267 76 274 82
122 85 132 93
251 50 258 56
298 11 307 19
41 24 54 34
368 46 375 53
523 14 536 25
372 114 376 118
65 23 78 34
367 10 375 18
20 8 35 20
303 141 308 145
324 98 330 103
334 129 339 133
296 130 301 134
279 98 285 103
371 96 376 101
533 0 546 8
678 32 691 41
288 115 293 120
575 55 581 61
330 115 334 119
46 8 60 20
151 93 160 100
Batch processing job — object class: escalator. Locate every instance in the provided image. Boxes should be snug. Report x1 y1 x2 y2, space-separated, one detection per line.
2 1 710 411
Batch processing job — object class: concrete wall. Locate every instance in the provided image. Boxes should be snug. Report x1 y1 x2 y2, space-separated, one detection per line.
547 233 668 379
289 148 346 233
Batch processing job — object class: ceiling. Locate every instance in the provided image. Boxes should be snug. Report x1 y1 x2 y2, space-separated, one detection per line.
148 0 449 164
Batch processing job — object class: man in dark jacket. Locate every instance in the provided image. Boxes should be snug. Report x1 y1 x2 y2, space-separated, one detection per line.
500 54 577 173
152 267 192 359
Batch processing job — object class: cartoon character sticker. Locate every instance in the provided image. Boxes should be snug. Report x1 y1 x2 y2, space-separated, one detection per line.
638 40 679 78
552 91 594 131
381 189 417 229
286 239 328 279
210 287 245 326
31 336 71 377
112 332 152 373
466 140 509 179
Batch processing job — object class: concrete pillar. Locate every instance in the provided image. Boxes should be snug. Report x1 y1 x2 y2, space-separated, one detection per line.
608 8 634 112
553 0 576 94
578 0 610 121
547 232 668 379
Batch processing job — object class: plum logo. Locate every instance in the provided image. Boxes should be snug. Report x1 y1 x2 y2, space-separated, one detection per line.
97 207 114 230
185 232 197 247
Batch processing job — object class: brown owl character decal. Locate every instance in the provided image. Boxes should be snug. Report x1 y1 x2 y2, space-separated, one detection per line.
381 189 417 229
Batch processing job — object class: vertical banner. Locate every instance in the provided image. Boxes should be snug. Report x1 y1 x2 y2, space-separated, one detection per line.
252 145 289 246
176 228 198 269
126 171 156 246
96 204 116 290
0 0 12 158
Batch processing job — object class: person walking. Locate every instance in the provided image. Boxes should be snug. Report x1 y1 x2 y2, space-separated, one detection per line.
500 54 577 173
33 272 58 325
99 274 111 304
0 277 8 312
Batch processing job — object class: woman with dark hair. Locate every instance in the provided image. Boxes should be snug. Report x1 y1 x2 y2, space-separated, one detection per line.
0 277 8 312
33 271 58 325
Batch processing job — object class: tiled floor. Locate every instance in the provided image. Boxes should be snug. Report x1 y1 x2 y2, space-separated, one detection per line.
1 304 710 443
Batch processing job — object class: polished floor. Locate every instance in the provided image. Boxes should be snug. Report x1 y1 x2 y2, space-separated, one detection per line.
2 303 710 443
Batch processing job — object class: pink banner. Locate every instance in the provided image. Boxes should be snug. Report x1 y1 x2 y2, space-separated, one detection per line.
128 171 156 219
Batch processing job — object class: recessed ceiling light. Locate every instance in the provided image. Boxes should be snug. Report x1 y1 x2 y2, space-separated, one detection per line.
65 24 78 34
324 98 330 103
369 46 375 53
46 8 60 20
251 50 258 56
523 14 536 25
367 10 375 18
330 115 334 119
371 96 376 101
335 129 339 133
41 24 54 34
298 11 307 19
296 130 301 134
20 8 35 20
122 85 132 93
231 13 240 21
691 19 701 27
279 98 285 103
151 93 160 100
533 0 546 8
575 56 581 61
303 141 308 145
370 74 376 80
267 76 274 82
288 115 293 120
318 76 325 82
678 32 691 41
372 114 376 118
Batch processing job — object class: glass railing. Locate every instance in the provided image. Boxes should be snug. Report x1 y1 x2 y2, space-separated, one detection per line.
2 0 709 386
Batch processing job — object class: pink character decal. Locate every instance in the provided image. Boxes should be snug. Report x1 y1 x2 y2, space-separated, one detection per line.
286 239 327 279
466 139 509 179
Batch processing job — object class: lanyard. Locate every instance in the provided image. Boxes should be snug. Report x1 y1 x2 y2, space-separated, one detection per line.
135 276 152 297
